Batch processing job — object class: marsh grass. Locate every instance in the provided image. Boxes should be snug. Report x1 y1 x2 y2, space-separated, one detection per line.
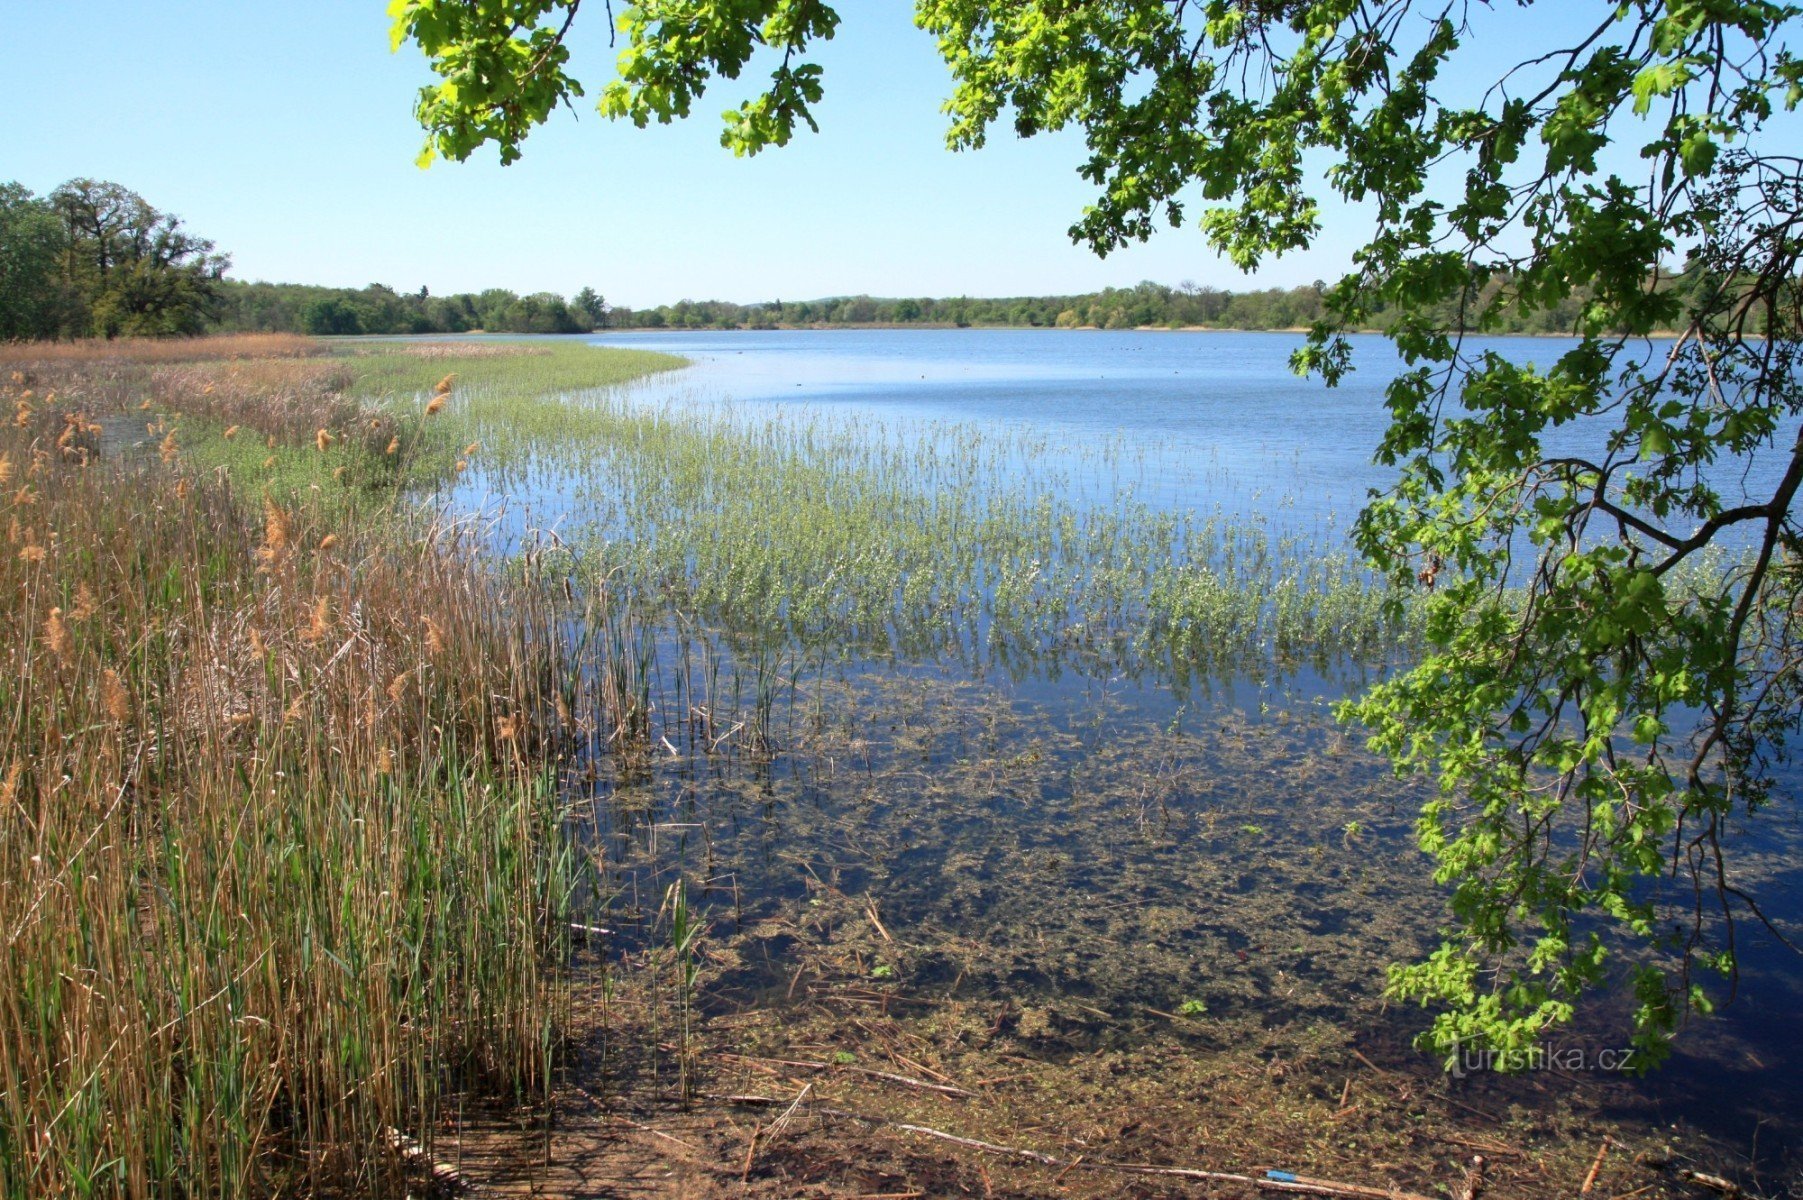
431 379 1420 689
0 337 683 1198
0 333 321 367
345 340 686 407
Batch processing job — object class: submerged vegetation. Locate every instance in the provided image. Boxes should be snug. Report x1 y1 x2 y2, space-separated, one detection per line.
447 381 1417 685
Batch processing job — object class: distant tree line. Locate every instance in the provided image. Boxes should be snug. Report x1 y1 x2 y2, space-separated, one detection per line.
0 179 228 339
2 178 1742 344
208 278 1593 336
215 280 612 336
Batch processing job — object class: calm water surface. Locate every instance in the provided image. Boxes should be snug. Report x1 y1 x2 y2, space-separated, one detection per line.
586 327 1796 539
491 328 1801 1167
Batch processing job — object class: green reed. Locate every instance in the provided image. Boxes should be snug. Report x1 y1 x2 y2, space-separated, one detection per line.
432 378 1421 687
0 338 673 1198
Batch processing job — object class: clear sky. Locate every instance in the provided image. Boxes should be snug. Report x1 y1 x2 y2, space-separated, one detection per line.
0 2 1674 308
0 0 1378 307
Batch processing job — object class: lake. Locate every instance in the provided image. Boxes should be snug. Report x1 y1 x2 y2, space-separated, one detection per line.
459 327 1802 1174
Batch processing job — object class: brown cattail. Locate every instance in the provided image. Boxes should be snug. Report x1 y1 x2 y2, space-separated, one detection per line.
258 497 292 570
138 398 153 411
12 486 36 507
0 761 19 808
454 459 468 473
423 616 446 655
434 373 455 395
70 582 97 621
425 394 446 416
497 714 520 742
18 541 45 564
463 442 480 456
318 533 339 552
44 607 71 661
315 428 332 452
376 746 395 775
266 434 276 449
0 452 11 485
223 425 240 440
158 430 178 464
249 626 267 657
386 669 411 704
101 668 131 723
332 466 347 481
385 437 401 456
261 455 276 469
303 595 330 643
174 476 191 500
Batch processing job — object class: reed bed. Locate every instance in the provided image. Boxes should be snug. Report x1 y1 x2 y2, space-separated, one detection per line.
0 333 321 366
0 341 671 1198
346 342 685 409
436 381 1419 686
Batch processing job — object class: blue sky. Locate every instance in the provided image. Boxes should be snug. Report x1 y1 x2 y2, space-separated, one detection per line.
1 1 1376 306
0 2 1665 307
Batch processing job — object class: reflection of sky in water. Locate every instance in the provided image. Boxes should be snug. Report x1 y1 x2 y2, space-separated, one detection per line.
585 328 1799 552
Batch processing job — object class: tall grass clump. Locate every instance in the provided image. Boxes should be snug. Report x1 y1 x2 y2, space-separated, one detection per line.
0 343 663 1197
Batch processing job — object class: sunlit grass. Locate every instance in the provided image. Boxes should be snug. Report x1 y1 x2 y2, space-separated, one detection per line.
431 381 1421 683
0 336 673 1198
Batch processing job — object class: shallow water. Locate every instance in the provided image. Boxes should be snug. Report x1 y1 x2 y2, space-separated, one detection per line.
459 328 1801 1171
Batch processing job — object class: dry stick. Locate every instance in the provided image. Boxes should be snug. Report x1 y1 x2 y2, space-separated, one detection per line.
891 1052 956 1086
1580 1139 1612 1195
740 1124 760 1185
721 1052 976 1098
1675 1168 1743 1197
714 1095 1436 1200
612 1113 703 1156
850 1066 977 1099
865 898 894 944
1435 1134 1520 1159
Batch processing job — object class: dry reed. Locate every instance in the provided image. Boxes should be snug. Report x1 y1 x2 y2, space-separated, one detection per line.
0 341 619 1197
